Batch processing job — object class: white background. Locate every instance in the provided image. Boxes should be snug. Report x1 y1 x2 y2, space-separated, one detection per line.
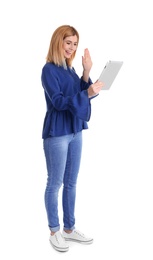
0 0 153 259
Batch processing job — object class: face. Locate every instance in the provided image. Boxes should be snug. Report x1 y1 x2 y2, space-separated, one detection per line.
63 35 78 59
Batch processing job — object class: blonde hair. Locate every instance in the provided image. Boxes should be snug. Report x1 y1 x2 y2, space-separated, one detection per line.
46 25 79 68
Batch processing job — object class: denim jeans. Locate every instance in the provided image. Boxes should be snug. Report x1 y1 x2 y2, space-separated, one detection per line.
43 131 82 232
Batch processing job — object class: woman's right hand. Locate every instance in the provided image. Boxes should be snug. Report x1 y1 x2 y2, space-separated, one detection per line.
87 80 104 98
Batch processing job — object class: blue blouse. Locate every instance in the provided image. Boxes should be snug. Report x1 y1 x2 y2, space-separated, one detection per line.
41 62 93 139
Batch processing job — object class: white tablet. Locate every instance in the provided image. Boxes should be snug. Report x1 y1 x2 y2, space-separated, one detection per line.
98 60 123 90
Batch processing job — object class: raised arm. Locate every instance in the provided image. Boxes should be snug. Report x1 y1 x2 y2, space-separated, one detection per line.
82 48 104 98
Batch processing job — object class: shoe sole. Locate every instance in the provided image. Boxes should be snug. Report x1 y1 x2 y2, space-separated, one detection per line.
49 240 69 252
64 238 93 244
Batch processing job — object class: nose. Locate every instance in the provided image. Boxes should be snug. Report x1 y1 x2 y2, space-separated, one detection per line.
70 43 75 50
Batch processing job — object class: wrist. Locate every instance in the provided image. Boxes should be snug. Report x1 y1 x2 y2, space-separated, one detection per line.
83 68 90 73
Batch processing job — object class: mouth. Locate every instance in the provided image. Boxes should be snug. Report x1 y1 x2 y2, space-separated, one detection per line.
65 50 72 56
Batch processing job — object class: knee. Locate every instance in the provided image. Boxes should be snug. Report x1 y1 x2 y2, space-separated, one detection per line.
46 181 62 193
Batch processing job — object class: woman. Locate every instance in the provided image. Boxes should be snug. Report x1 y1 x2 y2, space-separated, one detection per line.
41 25 103 252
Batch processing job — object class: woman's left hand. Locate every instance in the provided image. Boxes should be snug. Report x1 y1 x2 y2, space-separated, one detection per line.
82 48 93 72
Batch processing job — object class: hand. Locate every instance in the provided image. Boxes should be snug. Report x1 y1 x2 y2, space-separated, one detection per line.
87 80 104 98
82 48 93 72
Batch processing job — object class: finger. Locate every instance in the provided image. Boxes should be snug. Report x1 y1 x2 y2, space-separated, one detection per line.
84 48 89 54
95 82 103 87
84 48 90 58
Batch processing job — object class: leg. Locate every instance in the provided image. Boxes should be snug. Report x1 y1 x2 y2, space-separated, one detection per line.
62 131 82 230
43 135 70 232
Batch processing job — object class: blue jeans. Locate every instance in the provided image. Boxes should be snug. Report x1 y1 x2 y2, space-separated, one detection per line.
43 131 82 232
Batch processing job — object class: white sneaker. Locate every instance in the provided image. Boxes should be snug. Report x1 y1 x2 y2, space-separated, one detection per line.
62 229 93 244
49 231 69 252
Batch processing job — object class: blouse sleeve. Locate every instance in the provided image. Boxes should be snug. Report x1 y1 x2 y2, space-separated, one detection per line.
41 66 91 121
80 76 93 90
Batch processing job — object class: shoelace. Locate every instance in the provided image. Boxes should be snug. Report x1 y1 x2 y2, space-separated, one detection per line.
55 232 65 244
74 230 85 238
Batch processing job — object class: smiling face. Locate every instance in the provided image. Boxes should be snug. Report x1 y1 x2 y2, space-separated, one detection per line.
62 35 78 59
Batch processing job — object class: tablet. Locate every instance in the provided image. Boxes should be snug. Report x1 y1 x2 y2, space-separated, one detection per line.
98 60 123 90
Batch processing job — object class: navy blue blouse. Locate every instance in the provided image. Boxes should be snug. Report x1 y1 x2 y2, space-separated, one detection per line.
41 62 93 139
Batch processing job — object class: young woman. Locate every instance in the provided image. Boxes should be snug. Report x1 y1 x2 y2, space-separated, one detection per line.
41 25 103 252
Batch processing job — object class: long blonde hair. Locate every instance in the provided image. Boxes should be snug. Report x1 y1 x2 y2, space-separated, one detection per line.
46 25 79 67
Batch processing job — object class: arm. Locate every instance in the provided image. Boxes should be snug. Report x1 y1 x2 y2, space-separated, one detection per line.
82 48 104 98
